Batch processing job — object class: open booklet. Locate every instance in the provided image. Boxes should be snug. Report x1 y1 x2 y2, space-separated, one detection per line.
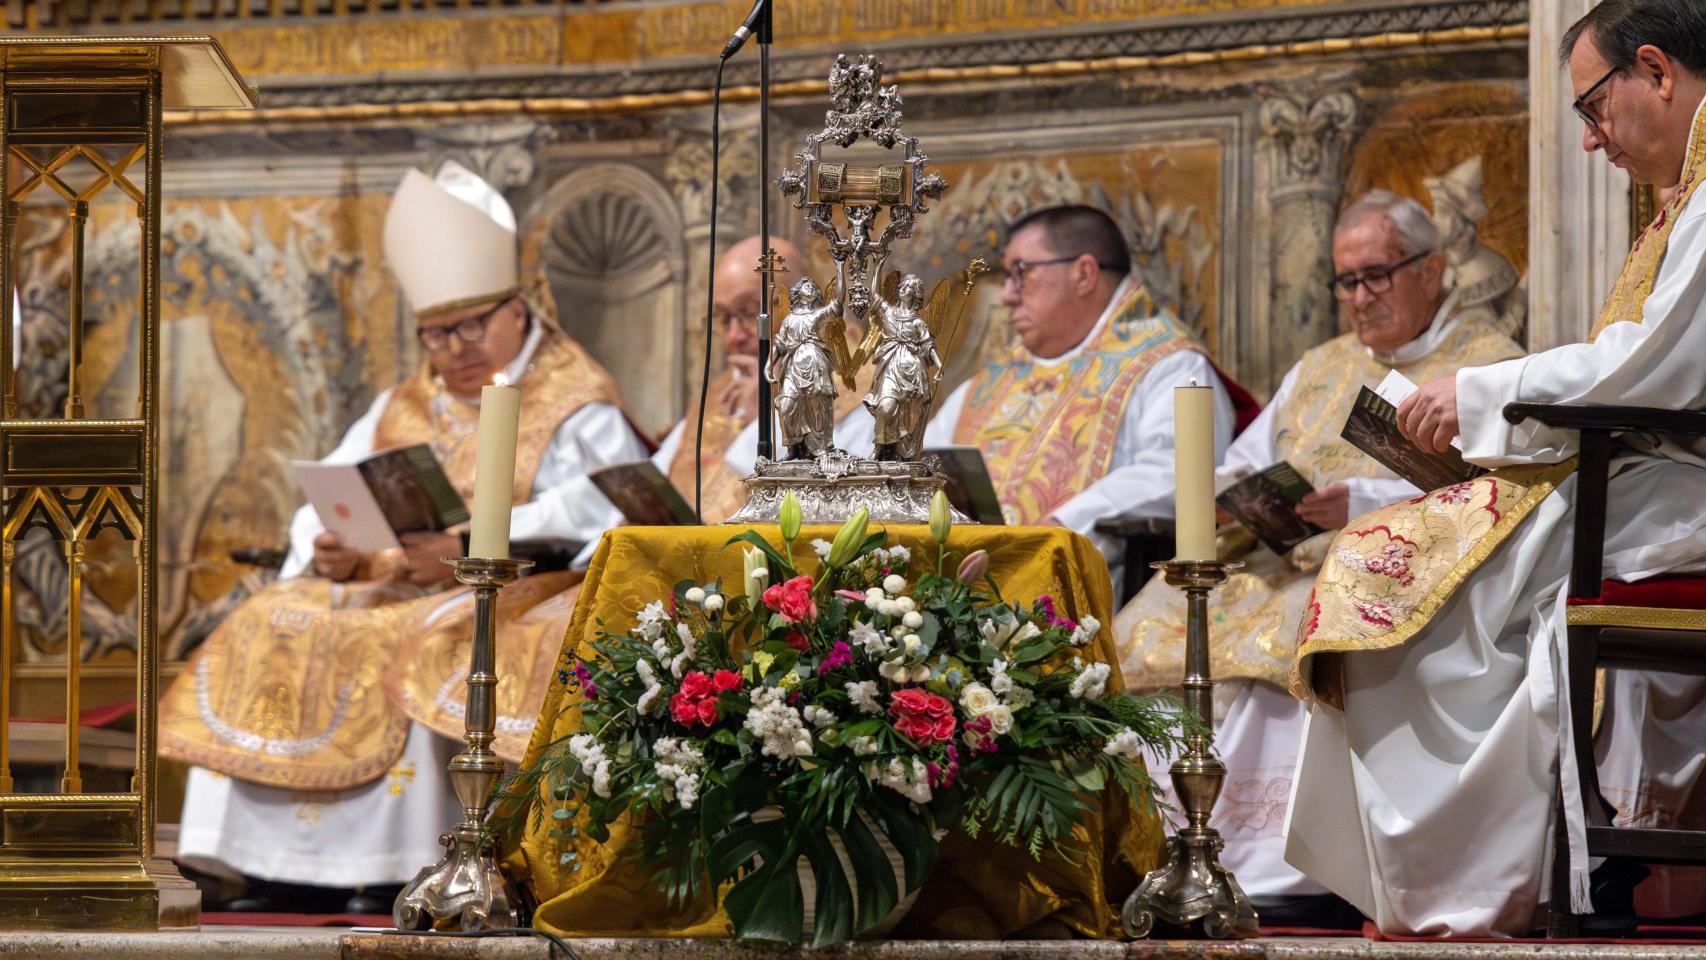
1215 461 1323 555
1340 370 1483 491
587 460 699 525
292 443 469 553
922 446 1007 525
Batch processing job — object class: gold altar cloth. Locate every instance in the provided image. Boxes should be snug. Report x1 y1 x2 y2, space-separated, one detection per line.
506 524 1163 940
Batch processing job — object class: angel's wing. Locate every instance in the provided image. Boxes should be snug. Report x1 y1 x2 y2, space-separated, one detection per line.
923 258 990 365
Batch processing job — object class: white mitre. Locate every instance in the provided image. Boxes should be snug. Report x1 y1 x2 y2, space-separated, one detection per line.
382 160 519 318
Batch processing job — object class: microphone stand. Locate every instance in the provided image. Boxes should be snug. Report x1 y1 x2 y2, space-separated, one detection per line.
754 0 775 463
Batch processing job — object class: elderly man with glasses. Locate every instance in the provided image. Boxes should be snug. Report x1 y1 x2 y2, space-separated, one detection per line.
922 204 1245 563
1111 188 1522 928
159 161 647 914
1287 0 1706 937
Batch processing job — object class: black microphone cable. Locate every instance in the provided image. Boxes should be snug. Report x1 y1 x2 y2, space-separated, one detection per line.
692 56 728 525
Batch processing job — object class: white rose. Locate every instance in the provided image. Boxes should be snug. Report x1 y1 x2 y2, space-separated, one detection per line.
985 705 1013 735
684 586 706 604
882 574 906 594
959 682 997 715
901 611 924 629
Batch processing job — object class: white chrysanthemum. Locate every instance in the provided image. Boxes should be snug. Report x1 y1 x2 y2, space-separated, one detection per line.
872 756 932 804
882 574 906 594
901 610 924 629
887 545 911 565
684 587 706 605
670 623 697 678
636 659 665 715
849 735 881 756
744 686 813 760
846 680 882 715
812 538 834 560
1069 662 1111 700
653 736 706 808
1069 614 1102 646
703 594 724 613
569 734 614 798
1103 727 1144 761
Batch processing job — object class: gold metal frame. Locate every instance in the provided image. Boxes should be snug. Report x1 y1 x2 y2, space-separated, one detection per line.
0 37 250 931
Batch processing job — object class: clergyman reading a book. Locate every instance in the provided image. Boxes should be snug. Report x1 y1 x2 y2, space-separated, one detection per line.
1111 189 1522 924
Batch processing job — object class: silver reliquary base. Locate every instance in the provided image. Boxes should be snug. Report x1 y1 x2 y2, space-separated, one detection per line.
725 451 973 525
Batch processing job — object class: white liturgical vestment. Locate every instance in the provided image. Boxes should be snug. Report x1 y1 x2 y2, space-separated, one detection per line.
179 323 647 888
1287 104 1706 935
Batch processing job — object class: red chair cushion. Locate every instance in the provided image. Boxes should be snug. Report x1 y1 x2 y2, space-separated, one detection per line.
1569 575 1706 610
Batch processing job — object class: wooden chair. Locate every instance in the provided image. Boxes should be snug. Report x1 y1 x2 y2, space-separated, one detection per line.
1503 401 1706 937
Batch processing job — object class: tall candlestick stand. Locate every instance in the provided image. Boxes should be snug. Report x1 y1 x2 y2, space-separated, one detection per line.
395 556 532 931
1123 559 1259 940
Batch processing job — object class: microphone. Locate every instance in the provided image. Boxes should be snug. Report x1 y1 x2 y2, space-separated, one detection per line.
721 0 768 60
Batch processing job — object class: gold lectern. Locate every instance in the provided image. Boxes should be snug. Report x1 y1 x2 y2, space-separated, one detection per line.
0 38 252 930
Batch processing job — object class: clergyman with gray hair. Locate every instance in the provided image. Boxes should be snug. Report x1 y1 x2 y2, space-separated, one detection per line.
1110 187 1524 929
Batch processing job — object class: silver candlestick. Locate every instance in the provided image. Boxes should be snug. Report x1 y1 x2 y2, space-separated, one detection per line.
1123 559 1259 940
394 556 532 931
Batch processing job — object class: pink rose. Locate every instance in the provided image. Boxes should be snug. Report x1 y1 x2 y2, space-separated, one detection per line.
763 575 819 624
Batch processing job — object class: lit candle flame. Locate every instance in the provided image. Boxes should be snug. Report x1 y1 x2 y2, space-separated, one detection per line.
493 372 512 388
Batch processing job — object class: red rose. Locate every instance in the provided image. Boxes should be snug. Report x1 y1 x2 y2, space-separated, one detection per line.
696 698 720 725
670 693 699 727
888 688 955 744
896 715 935 742
932 715 956 741
784 630 811 652
762 575 819 624
889 688 932 714
679 671 714 699
712 669 743 693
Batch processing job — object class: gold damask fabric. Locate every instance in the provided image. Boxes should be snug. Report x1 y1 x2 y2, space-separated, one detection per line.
505 524 1163 940
160 325 621 789
1118 317 1522 691
952 285 1199 525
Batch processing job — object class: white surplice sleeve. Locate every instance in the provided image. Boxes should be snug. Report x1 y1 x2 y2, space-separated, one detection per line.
511 401 648 547
279 389 392 579
1052 349 1235 560
652 419 686 474
1458 195 1706 466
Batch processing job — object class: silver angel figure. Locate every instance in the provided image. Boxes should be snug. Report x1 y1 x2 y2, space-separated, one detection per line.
862 265 941 461
769 267 847 460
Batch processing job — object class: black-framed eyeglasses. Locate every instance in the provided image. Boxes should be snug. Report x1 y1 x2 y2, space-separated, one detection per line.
416 298 512 352
1327 251 1429 301
1573 66 1620 132
1001 254 1126 292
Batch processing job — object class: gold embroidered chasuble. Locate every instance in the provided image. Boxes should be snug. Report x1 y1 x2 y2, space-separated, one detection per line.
952 284 1199 525
1290 106 1706 704
161 327 624 789
1119 316 1521 691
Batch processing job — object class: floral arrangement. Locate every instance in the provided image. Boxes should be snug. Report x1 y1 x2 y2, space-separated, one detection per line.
499 492 1186 946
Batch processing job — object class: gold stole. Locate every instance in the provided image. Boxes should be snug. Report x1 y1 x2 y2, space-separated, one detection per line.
160 326 622 789
1290 105 1706 704
1120 318 1522 691
951 285 1195 525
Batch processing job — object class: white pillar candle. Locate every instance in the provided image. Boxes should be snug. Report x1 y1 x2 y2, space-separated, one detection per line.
1173 382 1217 561
467 378 522 560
